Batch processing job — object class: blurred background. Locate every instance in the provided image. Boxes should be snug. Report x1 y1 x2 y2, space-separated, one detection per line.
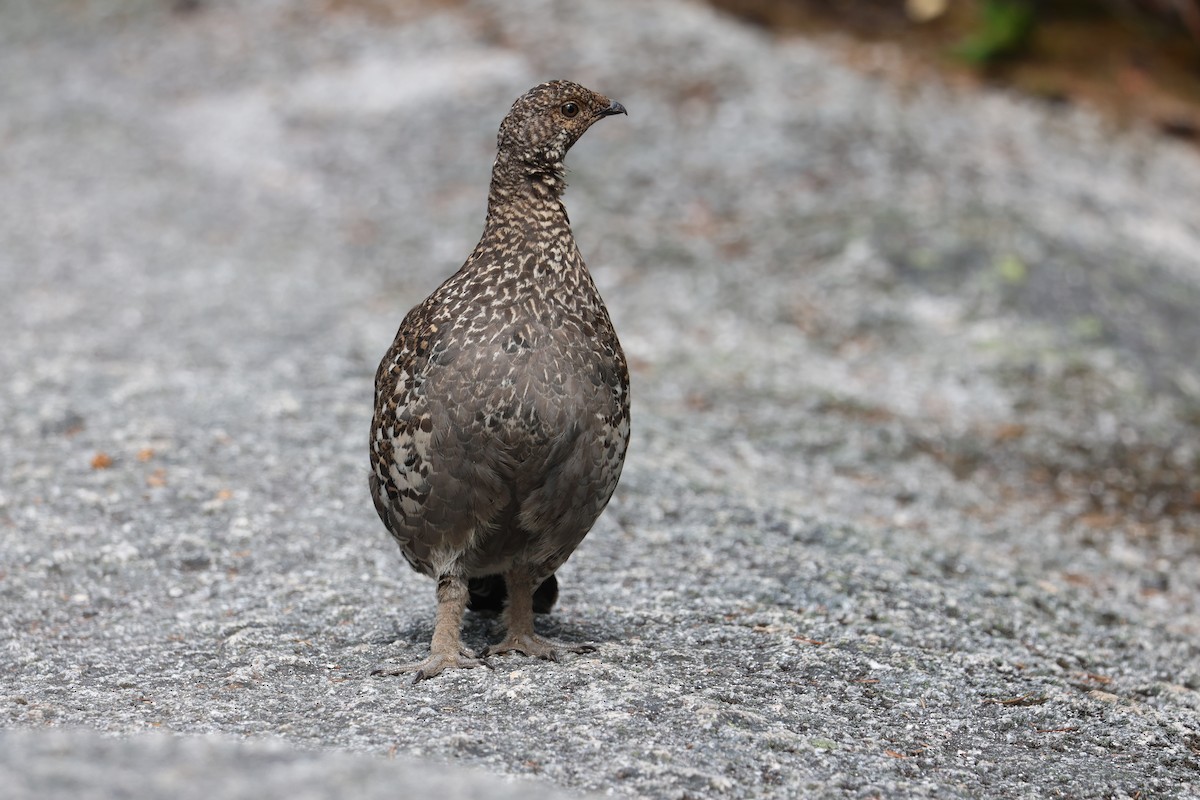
712 0 1200 140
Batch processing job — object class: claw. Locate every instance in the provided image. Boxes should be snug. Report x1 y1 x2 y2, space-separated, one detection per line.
484 633 595 661
373 647 490 682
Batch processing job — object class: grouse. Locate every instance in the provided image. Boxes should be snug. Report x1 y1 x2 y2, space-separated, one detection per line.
369 81 630 681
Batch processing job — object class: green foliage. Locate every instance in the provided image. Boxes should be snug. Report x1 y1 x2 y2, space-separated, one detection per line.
954 0 1036 64
994 254 1028 285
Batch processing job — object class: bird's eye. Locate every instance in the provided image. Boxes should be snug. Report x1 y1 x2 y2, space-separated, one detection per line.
560 101 580 118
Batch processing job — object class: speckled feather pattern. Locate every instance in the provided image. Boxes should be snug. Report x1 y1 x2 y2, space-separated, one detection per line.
370 81 630 596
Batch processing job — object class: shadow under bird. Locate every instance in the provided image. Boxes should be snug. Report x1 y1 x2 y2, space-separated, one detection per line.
368 80 630 681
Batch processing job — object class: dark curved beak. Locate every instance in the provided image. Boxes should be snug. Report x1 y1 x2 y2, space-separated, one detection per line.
599 100 627 117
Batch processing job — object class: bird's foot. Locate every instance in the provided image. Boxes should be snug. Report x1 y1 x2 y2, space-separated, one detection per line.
371 646 492 683
484 633 596 662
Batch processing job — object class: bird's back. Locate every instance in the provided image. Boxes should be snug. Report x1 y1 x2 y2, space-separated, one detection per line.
370 208 629 582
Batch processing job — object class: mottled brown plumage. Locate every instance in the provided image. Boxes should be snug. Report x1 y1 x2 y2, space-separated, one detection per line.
369 81 630 681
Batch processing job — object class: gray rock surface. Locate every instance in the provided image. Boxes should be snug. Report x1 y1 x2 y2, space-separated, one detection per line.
0 727 583 800
2 0 1198 798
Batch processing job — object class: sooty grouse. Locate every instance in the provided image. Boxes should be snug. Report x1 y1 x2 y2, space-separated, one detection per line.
369 81 630 681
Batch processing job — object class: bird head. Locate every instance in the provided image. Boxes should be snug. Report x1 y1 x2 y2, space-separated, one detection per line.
496 80 626 173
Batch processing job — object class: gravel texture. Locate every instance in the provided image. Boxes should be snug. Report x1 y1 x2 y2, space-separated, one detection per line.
2 0 1199 798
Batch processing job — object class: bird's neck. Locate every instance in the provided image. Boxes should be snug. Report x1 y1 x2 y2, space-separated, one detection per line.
483 152 570 236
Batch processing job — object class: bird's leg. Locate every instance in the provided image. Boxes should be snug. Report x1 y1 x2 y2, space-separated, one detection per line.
373 574 491 682
484 566 595 661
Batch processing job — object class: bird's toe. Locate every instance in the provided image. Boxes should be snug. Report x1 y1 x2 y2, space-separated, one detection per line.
484 634 594 661
372 647 492 683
